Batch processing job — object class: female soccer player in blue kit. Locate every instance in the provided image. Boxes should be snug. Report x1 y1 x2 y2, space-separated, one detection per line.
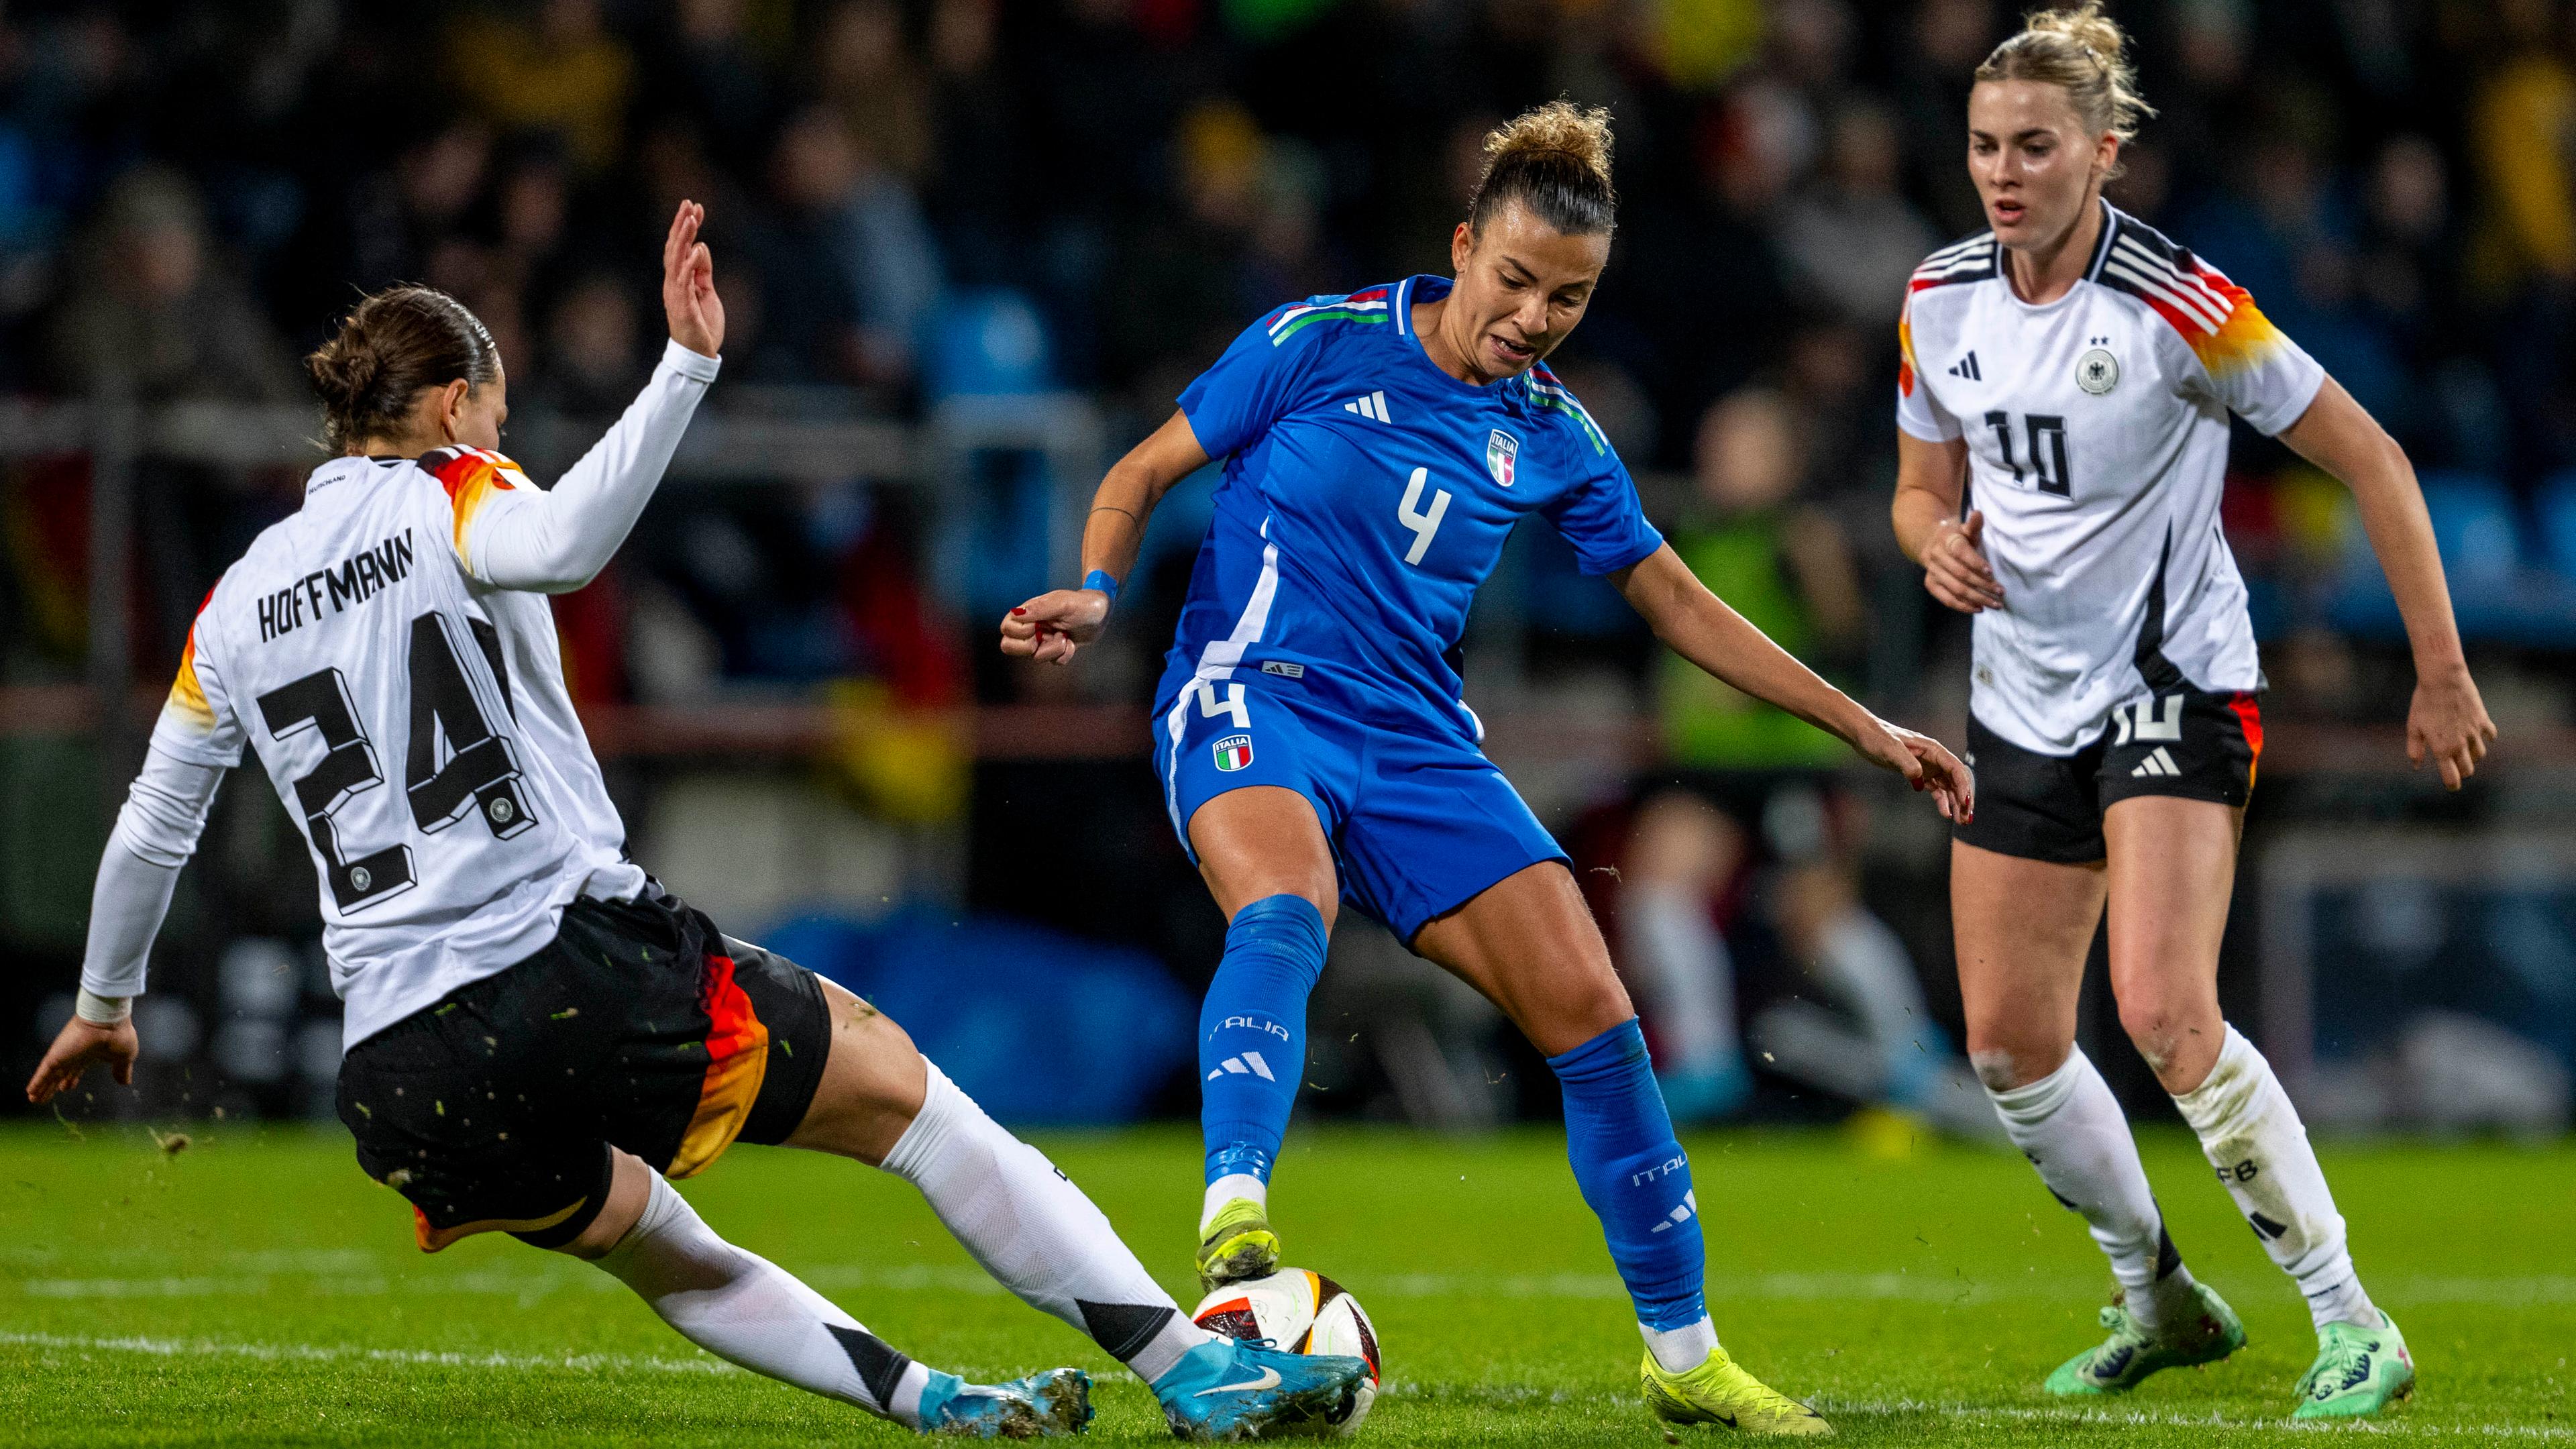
1002 103 1972 1436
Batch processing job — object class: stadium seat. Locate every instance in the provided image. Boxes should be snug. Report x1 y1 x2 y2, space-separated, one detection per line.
2538 471 2576 581
924 287 1056 398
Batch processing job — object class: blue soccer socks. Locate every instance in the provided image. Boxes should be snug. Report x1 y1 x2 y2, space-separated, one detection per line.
1199 894 1330 1186
1548 1018 1709 1336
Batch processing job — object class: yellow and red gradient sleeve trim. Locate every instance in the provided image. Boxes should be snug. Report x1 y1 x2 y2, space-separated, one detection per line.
2143 262 2290 383
425 447 524 566
1896 290 1922 398
667 953 771 1179
162 587 220 735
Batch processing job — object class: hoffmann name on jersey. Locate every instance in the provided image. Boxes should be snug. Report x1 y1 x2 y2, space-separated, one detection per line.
156 445 647 1046
1896 201 2324 755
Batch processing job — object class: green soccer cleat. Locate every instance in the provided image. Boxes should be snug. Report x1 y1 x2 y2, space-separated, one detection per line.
1195 1197 1281 1292
1642 1346 1833 1437
2043 1281 2246 1395
2292 1312 2414 1419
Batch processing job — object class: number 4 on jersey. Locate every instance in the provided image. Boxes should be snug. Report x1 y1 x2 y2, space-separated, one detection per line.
256 610 536 914
1397 467 1450 566
407 611 535 840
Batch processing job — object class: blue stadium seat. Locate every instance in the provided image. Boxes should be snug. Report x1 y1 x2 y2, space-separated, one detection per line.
2538 471 2576 581
2330 472 2576 646
2414 472 2520 590
924 288 1055 398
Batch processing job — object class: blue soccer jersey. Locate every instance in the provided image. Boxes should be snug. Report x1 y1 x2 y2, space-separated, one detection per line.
1157 276 1660 737
1150 277 1663 939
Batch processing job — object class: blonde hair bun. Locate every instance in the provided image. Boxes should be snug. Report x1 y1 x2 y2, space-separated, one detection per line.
1977 3 2155 148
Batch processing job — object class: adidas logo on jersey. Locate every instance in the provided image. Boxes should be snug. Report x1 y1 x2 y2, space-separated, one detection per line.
1947 352 1982 381
1342 390 1391 423
2131 746 2182 778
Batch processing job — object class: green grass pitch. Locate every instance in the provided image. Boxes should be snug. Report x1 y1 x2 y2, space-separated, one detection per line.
1 1120 2569 1445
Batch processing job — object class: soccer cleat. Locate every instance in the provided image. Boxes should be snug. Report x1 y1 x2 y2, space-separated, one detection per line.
915 1367 1094 1438
1154 1336 1370 1442
1642 1346 1833 1437
2043 1281 2246 1395
1195 1197 1283 1291
2292 1312 2414 1419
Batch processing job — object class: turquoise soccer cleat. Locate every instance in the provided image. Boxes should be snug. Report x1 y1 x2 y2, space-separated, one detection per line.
2043 1281 2245 1395
2292 1313 2414 1419
1154 1336 1370 1442
915 1367 1094 1437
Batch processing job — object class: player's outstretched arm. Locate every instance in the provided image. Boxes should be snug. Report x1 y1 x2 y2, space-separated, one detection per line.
998 409 1211 665
1615 544 1974 822
24 748 224 1104
2276 376 2495 789
468 201 724 593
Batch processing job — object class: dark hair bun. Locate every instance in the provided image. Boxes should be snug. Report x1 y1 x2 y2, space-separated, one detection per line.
1467 101 1618 237
305 286 500 453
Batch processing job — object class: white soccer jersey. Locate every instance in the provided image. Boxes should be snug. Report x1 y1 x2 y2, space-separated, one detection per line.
155 446 648 1045
1894 201 2325 755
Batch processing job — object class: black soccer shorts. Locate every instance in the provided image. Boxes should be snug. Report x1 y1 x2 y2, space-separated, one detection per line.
1953 688 2263 865
336 888 832 1251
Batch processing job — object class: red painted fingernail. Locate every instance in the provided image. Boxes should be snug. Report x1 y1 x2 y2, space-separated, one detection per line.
1010 608 1025 616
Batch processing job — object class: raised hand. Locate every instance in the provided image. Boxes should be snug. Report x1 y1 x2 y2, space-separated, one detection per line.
1923 508 2003 613
998 588 1112 665
25 1013 138 1105
663 200 724 360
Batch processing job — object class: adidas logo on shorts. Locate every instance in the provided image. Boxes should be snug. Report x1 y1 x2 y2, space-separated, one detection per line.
2131 746 2182 778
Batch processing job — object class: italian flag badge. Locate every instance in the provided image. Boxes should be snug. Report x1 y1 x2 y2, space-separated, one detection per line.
1213 734 1254 772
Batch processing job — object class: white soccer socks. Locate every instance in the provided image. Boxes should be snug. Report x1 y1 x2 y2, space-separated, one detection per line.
595 1173 937 1425
883 1059 1216 1385
1986 1046 2202 1334
2171 1024 2379 1330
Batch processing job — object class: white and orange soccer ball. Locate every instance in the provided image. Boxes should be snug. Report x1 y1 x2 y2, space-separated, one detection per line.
1191 1269 1382 1436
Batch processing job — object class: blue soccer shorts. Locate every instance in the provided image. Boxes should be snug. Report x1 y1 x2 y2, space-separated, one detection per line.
1153 674 1568 942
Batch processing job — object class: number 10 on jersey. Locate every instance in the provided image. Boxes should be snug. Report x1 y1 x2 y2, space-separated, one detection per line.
1984 411 2073 497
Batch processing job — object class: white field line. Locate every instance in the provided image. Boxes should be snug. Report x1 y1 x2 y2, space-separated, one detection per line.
0 1329 735 1376
1814 1397 2576 1442
3 1331 2566 1440
19 1265 2576 1307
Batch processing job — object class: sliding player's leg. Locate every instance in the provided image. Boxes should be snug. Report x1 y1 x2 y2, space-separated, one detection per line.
1952 837 2241 1393
2101 798 2410 1418
776 969 1368 1440
1181 784 1340 1289
559 1146 1085 1434
1415 862 1826 1437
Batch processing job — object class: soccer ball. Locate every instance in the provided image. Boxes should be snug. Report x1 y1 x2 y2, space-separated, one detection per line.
1191 1268 1381 1436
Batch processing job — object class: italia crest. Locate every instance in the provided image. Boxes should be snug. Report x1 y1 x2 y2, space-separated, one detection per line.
1487 429 1519 488
1213 734 1254 771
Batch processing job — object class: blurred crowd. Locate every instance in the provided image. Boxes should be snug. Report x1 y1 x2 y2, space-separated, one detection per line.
4 0 2575 710
7 0 2575 1126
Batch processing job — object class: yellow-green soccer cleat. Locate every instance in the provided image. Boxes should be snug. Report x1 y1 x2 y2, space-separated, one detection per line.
2292 1312 2414 1419
1195 1197 1282 1292
2043 1281 2245 1395
1642 1346 1833 1437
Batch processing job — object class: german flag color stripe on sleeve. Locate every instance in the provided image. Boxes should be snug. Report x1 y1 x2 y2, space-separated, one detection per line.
422 446 523 564
162 587 220 736
2099 232 2290 382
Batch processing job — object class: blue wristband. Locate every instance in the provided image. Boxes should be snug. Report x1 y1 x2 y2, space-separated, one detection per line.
1082 569 1122 602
